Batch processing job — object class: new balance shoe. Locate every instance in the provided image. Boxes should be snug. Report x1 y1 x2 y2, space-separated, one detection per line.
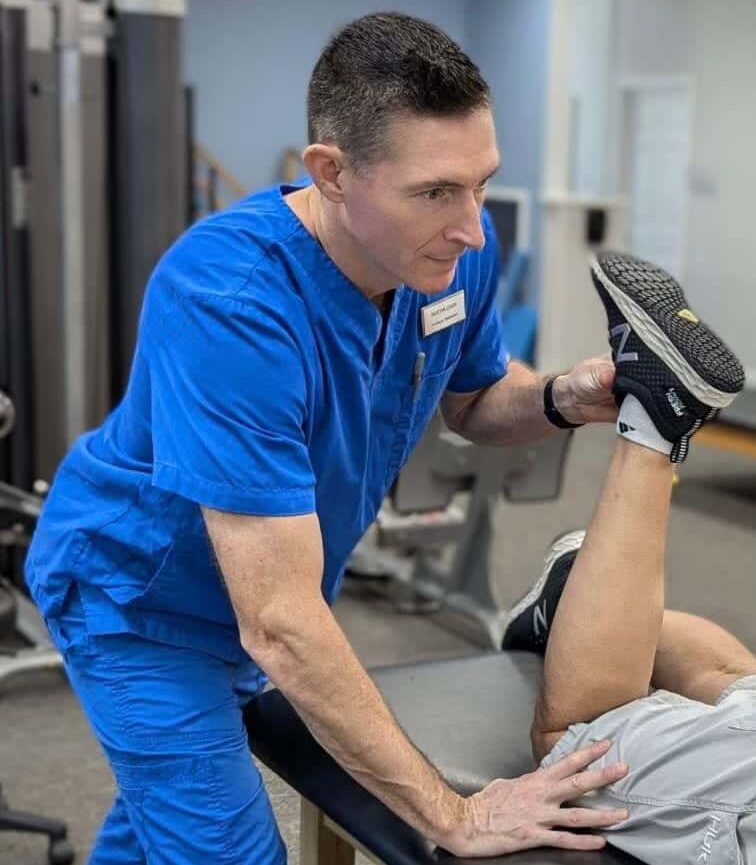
591 251 745 462
501 530 585 654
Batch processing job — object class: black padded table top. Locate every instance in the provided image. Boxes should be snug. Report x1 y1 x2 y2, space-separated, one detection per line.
244 651 640 865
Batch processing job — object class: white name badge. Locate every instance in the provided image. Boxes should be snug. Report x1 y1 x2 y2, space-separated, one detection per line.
421 290 466 337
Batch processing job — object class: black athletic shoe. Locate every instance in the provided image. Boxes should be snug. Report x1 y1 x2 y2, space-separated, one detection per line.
591 251 745 463
501 530 585 654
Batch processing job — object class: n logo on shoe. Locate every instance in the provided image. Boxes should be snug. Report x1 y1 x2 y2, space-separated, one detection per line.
533 600 548 636
610 323 639 363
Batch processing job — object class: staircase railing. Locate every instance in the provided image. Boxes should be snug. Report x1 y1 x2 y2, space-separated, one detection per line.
192 143 248 219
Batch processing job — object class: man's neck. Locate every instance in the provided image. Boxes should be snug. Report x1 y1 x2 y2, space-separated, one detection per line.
284 186 397 309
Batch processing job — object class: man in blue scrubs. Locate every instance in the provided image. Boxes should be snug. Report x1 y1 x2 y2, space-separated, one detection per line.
27 12 630 863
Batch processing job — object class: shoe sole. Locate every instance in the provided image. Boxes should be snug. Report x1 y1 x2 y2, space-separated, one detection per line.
591 252 744 408
502 529 586 631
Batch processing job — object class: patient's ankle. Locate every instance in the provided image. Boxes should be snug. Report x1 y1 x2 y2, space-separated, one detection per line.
614 435 672 468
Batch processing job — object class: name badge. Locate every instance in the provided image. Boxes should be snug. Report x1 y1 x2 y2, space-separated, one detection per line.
421 290 466 337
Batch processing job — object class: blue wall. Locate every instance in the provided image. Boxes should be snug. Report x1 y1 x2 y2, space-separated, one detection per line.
465 0 552 301
184 0 467 192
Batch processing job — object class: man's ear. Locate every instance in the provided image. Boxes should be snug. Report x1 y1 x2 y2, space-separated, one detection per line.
302 144 348 204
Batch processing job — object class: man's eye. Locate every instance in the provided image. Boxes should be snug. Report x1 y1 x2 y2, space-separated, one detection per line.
423 188 448 202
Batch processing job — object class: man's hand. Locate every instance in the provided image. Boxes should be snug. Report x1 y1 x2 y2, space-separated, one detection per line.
552 355 617 425
442 739 629 857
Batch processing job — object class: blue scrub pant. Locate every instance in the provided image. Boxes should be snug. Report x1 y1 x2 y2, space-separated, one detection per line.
45 589 287 865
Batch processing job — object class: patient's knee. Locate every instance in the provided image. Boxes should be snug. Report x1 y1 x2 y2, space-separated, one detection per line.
530 724 566 763
530 699 567 763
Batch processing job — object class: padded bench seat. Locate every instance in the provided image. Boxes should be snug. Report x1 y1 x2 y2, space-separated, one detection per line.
244 652 641 865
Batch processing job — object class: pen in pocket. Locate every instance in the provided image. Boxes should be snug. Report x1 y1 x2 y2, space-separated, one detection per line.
412 352 426 402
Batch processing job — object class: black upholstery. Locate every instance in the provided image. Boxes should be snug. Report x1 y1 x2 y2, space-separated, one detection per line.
245 651 641 864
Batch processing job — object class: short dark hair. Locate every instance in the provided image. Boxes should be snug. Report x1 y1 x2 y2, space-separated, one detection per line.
307 12 490 170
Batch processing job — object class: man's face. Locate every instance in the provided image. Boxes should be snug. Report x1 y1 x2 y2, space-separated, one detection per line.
340 109 500 295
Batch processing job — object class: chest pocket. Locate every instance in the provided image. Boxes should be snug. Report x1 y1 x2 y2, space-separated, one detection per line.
384 352 460 484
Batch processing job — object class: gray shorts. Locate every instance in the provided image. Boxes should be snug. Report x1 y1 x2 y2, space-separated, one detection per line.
541 675 756 865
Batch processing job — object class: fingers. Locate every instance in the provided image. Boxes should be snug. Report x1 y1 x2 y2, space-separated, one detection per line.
579 353 613 368
551 806 629 830
511 809 628 855
583 355 615 375
538 830 608 851
545 739 615 780
553 762 629 801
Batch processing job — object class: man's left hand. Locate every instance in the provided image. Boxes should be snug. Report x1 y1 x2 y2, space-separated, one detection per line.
552 355 617 425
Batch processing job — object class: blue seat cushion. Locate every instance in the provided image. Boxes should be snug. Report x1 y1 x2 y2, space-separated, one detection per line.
502 305 538 365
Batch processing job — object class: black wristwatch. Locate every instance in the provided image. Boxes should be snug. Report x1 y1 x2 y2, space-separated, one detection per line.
543 376 584 429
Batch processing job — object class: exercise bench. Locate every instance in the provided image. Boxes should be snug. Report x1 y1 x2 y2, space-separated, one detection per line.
245 651 641 865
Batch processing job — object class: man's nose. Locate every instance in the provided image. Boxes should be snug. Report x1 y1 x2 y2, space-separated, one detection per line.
444 192 486 251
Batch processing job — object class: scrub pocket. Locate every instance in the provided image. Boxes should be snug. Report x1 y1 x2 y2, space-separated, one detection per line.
59 625 287 865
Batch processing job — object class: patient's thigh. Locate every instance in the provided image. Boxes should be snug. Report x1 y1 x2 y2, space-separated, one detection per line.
540 686 756 865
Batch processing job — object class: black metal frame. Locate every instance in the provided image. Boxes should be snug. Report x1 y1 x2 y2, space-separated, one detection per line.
0 782 74 865
0 4 34 491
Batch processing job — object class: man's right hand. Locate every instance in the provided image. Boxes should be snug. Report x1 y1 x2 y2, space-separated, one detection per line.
442 740 629 857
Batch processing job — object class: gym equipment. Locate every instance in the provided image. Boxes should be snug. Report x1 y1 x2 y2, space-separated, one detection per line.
0 390 72 863
1 0 189 491
24 0 112 485
0 390 15 441
108 0 188 398
0 0 35 491
0 481 59 688
0 391 61 688
347 412 573 648
245 652 641 865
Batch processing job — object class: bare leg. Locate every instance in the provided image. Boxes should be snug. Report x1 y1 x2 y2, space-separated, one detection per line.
652 610 756 704
531 438 674 760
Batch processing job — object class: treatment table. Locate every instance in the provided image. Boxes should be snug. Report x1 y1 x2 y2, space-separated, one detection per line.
245 652 641 865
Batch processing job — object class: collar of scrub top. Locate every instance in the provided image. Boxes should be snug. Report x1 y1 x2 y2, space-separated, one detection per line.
278 182 413 360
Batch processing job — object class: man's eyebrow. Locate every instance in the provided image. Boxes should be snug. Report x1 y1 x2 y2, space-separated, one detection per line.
404 166 500 194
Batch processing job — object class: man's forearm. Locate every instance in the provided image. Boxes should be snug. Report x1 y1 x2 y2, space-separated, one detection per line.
451 361 569 446
207 508 630 858
243 600 466 846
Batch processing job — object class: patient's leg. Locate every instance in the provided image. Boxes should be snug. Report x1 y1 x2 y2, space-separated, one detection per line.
530 438 674 760
527 461 756 760
526 249 747 760
652 610 756 704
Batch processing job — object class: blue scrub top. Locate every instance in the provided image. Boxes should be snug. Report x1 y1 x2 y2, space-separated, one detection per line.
26 183 508 678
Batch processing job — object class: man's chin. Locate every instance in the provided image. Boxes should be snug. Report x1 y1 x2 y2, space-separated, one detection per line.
409 266 458 295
